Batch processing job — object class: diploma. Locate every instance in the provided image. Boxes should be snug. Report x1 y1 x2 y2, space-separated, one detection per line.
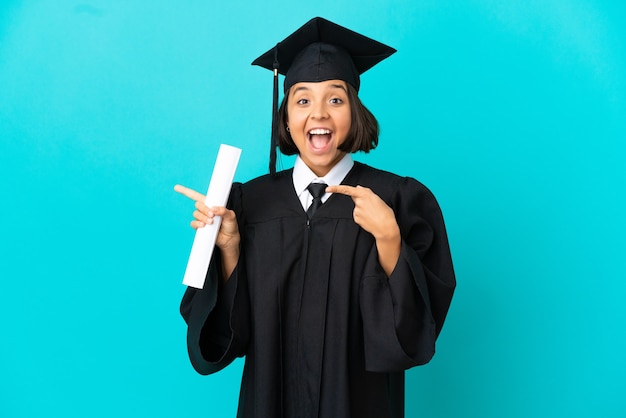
182 144 242 289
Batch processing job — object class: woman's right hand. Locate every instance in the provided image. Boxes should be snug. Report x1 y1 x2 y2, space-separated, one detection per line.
174 184 240 253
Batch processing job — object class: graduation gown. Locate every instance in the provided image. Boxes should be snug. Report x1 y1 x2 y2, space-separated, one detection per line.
180 162 456 418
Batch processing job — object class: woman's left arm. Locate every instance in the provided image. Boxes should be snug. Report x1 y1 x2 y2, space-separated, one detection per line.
328 179 456 371
326 184 401 276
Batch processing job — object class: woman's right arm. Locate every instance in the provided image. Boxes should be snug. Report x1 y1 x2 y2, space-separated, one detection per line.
175 183 249 375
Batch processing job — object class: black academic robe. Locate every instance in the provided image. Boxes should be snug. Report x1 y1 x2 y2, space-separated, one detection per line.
180 162 456 418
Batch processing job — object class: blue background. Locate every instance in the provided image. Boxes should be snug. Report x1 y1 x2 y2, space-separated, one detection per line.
1 1 625 417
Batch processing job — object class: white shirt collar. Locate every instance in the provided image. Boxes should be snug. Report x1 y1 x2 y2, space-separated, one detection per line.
293 154 354 209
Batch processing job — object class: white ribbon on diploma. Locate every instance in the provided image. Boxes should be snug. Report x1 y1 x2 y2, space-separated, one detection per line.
182 144 242 289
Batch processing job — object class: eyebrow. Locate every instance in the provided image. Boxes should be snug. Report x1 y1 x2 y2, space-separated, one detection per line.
292 83 348 94
329 83 348 92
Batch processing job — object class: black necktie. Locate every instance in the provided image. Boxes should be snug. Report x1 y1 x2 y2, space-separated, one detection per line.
306 182 327 219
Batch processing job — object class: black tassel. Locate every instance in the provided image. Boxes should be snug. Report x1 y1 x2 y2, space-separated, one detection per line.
269 44 280 175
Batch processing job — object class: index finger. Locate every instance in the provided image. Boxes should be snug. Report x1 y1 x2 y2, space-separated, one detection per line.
326 184 359 197
174 184 206 202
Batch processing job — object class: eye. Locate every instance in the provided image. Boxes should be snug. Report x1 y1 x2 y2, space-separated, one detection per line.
296 98 309 105
329 97 344 104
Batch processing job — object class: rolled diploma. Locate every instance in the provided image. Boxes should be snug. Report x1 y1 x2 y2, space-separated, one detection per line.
182 144 242 289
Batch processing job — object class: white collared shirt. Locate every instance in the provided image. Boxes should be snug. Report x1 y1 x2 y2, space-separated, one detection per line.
292 154 354 211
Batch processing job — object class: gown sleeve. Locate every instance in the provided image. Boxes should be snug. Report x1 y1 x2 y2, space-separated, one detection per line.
360 176 456 372
179 183 250 375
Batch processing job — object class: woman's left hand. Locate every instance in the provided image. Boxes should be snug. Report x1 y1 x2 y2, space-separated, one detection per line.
326 185 400 241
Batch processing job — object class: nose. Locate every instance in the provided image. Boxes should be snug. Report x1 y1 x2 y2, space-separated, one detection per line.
310 101 329 120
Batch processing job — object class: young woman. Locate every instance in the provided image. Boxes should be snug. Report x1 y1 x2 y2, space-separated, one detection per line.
175 17 456 418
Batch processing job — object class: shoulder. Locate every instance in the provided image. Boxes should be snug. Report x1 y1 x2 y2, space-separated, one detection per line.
351 162 436 203
233 169 293 196
353 163 447 238
230 169 297 221
244 168 292 187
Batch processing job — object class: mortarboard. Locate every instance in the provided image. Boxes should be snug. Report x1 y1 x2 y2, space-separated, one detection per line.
251 17 396 174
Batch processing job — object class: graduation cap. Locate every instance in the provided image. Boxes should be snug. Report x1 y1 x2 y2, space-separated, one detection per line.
251 17 396 174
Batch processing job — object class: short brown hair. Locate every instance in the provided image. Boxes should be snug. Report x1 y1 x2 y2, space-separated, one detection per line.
277 83 379 155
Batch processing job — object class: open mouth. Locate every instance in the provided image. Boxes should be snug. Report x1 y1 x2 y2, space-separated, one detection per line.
308 128 333 151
